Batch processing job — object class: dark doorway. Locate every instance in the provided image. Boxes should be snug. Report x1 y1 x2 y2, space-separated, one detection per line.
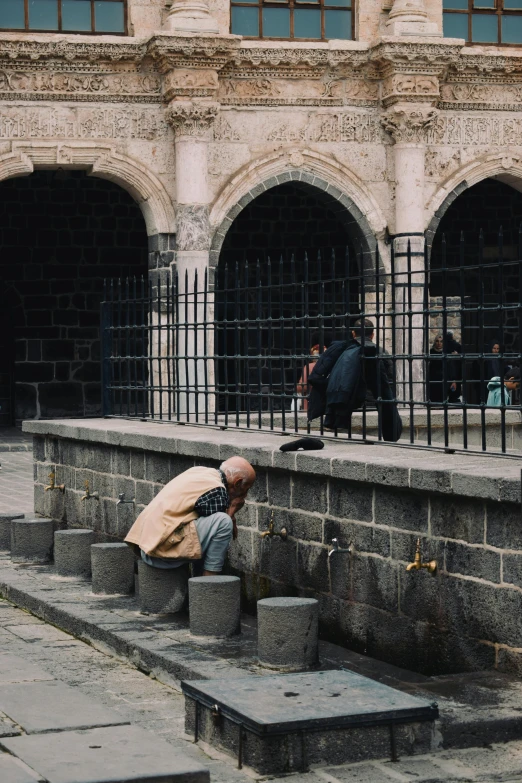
0 170 148 425
430 177 522 403
216 182 366 413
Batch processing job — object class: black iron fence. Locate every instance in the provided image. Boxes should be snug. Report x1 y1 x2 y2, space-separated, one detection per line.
101 228 522 455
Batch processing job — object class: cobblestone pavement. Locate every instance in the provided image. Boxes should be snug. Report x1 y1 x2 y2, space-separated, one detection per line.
0 452 34 515
1 598 522 783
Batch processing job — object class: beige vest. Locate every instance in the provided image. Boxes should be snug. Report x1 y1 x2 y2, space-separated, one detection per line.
124 466 224 560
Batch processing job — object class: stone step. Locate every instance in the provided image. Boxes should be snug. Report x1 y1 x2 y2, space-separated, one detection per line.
0 752 44 783
1 724 209 783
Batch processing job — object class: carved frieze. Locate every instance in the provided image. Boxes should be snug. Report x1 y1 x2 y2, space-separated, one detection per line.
440 81 522 111
166 101 219 138
426 114 522 147
0 68 161 103
382 74 439 107
163 69 219 101
381 104 439 143
267 112 383 143
0 107 168 141
0 39 144 63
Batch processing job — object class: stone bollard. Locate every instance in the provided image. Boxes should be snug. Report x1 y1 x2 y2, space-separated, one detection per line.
257 597 319 671
91 543 135 595
137 560 188 614
11 518 54 564
54 529 94 578
188 576 240 637
0 513 24 551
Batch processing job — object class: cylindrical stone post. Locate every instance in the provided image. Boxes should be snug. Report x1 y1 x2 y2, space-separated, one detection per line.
91 543 135 595
188 576 240 637
0 513 24 550
54 529 94 578
257 597 319 671
11 518 54 564
137 560 189 614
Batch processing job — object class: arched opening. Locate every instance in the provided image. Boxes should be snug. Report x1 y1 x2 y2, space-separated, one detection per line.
0 170 148 425
214 181 372 414
430 177 522 404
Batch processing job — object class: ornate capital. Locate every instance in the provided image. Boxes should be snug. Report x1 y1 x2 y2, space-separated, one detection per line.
165 101 219 139
381 104 439 144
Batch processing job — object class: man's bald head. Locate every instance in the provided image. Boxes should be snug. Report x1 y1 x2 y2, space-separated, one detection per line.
220 457 256 499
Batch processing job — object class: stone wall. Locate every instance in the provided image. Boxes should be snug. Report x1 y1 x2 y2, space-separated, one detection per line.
26 418 522 678
0 171 148 422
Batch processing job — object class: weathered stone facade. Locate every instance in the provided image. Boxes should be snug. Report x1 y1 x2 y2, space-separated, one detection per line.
1 0 522 419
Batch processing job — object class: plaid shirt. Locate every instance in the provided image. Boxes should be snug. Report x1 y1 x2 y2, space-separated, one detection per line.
194 470 230 518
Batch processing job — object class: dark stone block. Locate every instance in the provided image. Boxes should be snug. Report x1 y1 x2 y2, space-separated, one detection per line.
292 475 327 514
325 517 390 557
329 479 373 523
430 496 485 544
27 341 42 362
296 543 329 592
135 480 154 506
72 362 100 382
391 531 444 566
248 469 268 503
169 456 195 479
84 383 101 411
145 453 170 484
283 510 323 543
486 501 522 550
14 383 37 419
228 528 254 572
42 340 75 361
374 487 428 532
112 448 130 477
445 541 501 583
54 363 70 381
352 556 399 613
16 363 54 383
503 553 522 588
15 340 26 362
33 436 45 462
258 535 298 586
267 472 291 508
39 382 83 418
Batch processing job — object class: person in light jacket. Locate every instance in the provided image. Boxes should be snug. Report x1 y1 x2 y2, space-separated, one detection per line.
487 367 520 407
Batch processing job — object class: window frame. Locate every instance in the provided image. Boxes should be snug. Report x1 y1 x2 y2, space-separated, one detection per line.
230 0 354 42
0 0 128 36
443 0 522 45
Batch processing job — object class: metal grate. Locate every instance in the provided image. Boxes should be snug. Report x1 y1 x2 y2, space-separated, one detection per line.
101 228 522 456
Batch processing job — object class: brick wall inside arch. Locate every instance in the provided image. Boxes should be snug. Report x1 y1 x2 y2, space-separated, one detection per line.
0 170 148 425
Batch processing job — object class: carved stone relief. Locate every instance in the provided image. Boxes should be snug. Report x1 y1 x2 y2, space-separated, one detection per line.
0 107 169 141
382 74 439 106
267 112 383 143
163 68 219 101
381 105 439 143
176 204 210 251
0 68 161 103
166 101 218 138
426 114 522 146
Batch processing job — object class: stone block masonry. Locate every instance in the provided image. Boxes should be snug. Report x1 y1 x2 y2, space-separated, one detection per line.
25 418 522 677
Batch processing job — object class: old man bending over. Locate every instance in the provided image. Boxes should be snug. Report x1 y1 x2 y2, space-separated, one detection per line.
125 457 256 576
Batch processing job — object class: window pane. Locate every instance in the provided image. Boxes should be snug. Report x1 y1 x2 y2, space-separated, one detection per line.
294 8 320 36
29 0 59 29
62 0 92 30
502 13 522 40
443 0 468 8
325 0 351 6
472 12 498 40
231 5 259 34
262 7 290 36
504 0 522 8
474 0 495 6
95 1 125 32
324 9 351 38
0 0 24 28
443 12 469 37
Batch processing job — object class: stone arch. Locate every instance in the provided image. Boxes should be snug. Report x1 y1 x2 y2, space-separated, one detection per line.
0 143 175 236
425 153 522 248
209 149 387 269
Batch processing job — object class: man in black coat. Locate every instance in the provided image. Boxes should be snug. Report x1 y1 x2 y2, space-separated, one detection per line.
307 319 402 442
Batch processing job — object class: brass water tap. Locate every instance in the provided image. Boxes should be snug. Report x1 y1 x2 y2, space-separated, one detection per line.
81 480 99 501
45 472 65 493
406 538 437 574
260 511 287 540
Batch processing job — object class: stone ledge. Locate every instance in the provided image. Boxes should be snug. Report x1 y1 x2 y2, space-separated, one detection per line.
23 418 522 502
2 557 522 756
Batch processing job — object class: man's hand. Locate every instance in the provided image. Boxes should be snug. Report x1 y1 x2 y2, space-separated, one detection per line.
227 496 245 520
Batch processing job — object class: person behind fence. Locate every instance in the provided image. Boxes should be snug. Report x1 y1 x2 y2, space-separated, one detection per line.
428 333 461 404
293 335 325 412
306 318 402 442
487 366 521 407
124 456 256 576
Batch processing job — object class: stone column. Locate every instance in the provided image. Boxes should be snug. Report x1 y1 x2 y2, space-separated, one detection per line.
381 104 439 403
386 0 440 35
164 0 218 33
166 102 219 418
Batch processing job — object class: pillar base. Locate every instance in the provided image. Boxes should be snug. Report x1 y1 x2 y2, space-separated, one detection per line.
164 0 219 33
386 20 440 35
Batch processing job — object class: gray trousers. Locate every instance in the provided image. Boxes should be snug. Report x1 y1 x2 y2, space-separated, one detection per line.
140 512 233 572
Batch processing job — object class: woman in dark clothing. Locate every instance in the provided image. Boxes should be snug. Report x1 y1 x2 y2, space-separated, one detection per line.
428 333 461 403
485 341 503 381
428 334 444 403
